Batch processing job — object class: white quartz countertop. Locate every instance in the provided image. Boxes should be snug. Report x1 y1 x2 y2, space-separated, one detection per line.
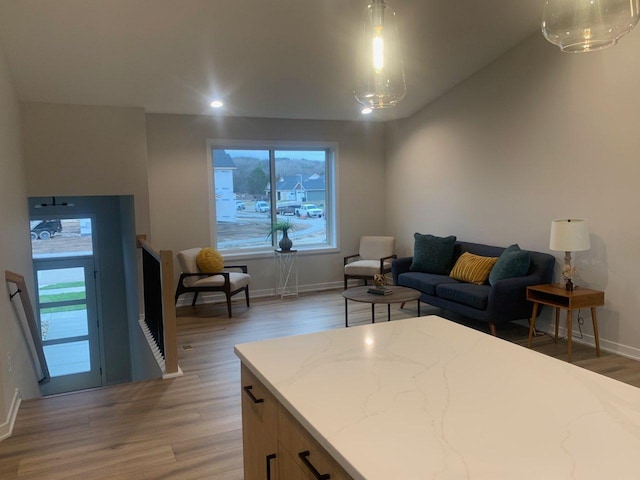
234 316 640 479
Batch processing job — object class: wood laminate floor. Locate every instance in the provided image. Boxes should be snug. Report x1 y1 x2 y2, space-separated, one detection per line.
1 290 639 479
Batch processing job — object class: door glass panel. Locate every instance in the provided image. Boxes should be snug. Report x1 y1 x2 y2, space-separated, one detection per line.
31 218 93 259
37 267 86 304
43 341 91 377
40 305 89 341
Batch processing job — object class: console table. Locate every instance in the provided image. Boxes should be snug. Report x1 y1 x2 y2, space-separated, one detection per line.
526 283 605 362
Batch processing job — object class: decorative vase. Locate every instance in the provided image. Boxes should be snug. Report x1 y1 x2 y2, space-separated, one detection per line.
279 230 293 251
565 278 574 292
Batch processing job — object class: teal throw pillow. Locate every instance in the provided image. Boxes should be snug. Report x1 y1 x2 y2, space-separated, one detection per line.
489 244 531 285
409 233 457 275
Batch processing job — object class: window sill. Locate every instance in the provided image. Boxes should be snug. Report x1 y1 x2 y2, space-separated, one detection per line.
222 246 339 262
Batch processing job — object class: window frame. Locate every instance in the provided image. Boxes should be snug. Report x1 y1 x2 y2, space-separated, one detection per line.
206 139 338 259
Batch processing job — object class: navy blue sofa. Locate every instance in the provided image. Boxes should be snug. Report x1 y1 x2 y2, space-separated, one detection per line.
392 241 555 334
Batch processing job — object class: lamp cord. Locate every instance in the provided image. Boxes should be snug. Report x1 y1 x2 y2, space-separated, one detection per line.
576 309 585 339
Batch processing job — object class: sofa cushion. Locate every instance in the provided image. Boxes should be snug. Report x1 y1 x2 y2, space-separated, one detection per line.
449 252 498 285
489 244 531 285
397 272 459 296
435 283 491 310
409 233 457 274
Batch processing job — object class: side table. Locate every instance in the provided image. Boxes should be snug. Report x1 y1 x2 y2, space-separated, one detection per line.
526 284 605 362
274 249 298 298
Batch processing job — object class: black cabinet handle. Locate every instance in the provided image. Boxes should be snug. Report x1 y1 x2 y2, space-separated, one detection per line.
266 453 276 480
298 450 331 480
243 385 264 404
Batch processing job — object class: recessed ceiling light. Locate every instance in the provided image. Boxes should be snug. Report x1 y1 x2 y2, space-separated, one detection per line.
361 107 373 115
210 100 224 108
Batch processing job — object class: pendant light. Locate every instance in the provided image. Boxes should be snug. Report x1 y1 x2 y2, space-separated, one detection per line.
542 0 640 52
354 0 406 109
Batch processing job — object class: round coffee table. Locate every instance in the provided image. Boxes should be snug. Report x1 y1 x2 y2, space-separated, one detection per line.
341 285 421 327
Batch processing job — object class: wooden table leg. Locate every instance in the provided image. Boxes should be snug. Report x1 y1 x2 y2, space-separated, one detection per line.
371 303 375 323
554 307 560 342
567 309 573 362
387 304 391 322
417 300 420 317
591 307 601 357
527 302 540 347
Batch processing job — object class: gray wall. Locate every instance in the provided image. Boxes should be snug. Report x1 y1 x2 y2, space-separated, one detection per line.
385 31 640 358
0 44 40 433
146 113 386 293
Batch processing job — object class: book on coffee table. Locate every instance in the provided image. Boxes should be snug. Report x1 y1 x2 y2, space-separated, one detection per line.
368 287 392 296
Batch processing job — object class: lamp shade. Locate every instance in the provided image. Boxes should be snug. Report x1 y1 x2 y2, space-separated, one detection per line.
542 0 640 52
549 219 591 252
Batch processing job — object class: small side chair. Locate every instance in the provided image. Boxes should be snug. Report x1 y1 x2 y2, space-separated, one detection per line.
175 248 250 318
344 236 396 290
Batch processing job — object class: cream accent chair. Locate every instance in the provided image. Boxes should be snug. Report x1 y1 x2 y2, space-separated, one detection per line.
344 236 396 290
175 248 251 318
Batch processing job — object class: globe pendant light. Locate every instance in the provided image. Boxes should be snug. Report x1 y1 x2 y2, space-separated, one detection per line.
354 0 406 109
542 0 640 52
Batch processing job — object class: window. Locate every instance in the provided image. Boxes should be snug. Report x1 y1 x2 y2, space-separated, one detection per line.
210 145 335 253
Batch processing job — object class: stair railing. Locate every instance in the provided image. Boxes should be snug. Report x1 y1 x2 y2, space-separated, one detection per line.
137 237 179 376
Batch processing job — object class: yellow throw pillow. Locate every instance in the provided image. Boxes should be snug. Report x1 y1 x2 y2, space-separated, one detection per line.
449 252 498 285
196 248 224 273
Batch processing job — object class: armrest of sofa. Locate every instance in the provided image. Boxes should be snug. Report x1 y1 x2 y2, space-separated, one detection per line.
392 257 413 284
486 251 555 323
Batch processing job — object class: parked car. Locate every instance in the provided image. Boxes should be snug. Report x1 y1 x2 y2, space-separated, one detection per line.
30 219 62 240
255 201 269 213
236 201 246 210
295 204 323 217
276 203 300 216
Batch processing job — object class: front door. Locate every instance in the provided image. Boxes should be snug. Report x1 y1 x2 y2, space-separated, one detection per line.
31 217 103 395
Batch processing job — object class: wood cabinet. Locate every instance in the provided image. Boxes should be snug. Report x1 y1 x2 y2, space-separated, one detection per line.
241 364 279 479
240 363 353 480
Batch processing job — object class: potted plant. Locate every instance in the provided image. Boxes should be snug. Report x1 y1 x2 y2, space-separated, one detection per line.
268 219 296 251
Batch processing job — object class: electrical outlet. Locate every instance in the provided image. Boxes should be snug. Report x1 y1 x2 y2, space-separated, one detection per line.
7 352 12 372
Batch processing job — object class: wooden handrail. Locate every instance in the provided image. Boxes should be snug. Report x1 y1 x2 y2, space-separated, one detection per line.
5 271 50 385
137 235 179 376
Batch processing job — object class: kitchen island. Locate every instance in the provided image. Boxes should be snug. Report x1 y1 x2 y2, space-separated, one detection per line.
235 315 640 479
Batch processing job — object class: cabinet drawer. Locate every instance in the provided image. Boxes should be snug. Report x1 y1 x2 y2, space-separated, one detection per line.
278 407 352 480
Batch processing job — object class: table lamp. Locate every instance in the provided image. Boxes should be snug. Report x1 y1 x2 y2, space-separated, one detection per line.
549 218 591 291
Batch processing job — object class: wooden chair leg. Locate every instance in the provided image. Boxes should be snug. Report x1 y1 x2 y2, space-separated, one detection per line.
344 275 348 290
226 293 233 318
489 323 497 336
245 287 250 307
191 291 199 306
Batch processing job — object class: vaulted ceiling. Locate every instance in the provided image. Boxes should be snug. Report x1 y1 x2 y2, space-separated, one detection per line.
0 0 544 121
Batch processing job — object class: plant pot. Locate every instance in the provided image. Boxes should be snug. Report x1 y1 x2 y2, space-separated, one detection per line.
279 230 293 251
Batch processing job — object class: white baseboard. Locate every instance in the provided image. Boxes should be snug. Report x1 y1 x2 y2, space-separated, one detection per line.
559 326 640 361
175 281 344 307
0 389 21 442
532 322 640 362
